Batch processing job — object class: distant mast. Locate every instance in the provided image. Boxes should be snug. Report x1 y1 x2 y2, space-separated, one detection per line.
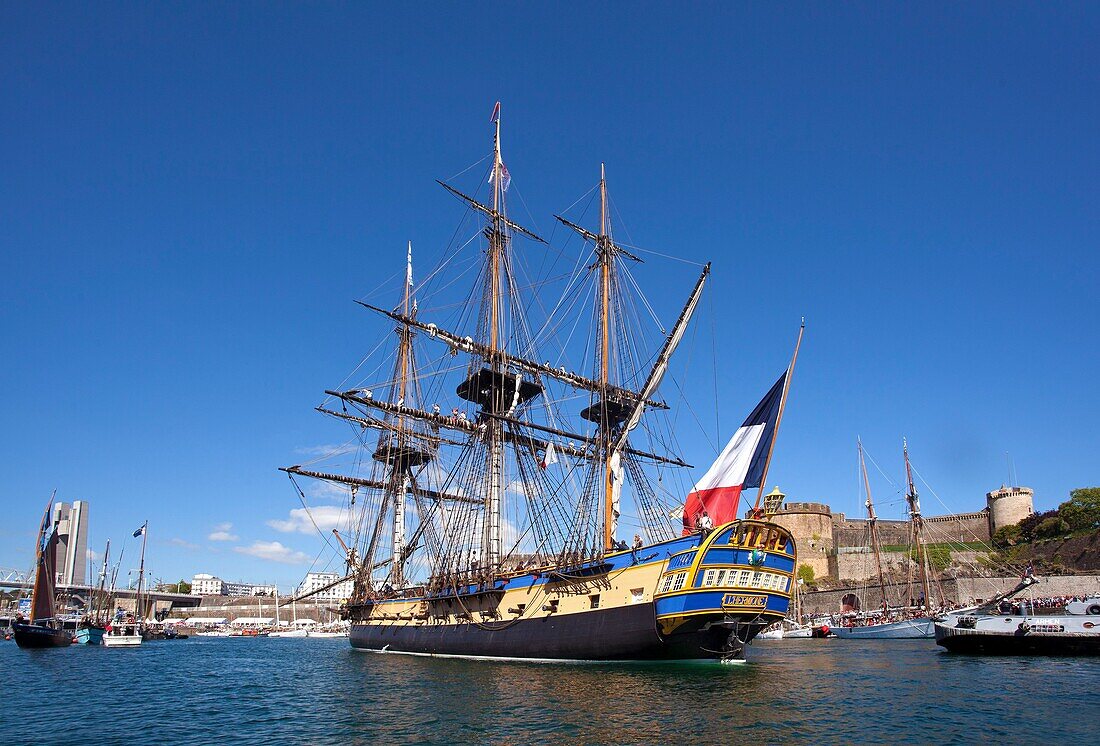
859 438 890 609
903 440 932 610
135 521 148 619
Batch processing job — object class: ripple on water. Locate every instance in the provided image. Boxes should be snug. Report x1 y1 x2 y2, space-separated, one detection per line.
1 636 1098 744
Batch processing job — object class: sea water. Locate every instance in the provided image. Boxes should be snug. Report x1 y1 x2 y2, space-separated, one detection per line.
2 636 1097 743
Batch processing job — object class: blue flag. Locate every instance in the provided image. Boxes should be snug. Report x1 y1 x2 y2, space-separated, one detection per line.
133 524 146 538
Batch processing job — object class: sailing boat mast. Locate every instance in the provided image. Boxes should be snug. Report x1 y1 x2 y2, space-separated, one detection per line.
903 440 932 610
93 539 111 622
135 521 148 620
859 439 890 611
29 494 57 623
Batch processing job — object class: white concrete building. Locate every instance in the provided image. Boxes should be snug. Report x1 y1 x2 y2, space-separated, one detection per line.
224 582 278 597
191 574 278 597
191 573 227 596
296 572 353 603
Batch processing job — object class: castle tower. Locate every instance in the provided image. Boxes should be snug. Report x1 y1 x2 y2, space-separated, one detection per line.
986 485 1034 535
770 501 835 581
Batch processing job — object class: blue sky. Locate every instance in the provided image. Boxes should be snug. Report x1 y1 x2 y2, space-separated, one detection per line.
2 3 1097 590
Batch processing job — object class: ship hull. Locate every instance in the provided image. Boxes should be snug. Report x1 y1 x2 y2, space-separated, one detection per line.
348 520 795 662
75 625 105 645
831 617 934 639
350 600 749 661
935 617 1100 656
13 623 72 648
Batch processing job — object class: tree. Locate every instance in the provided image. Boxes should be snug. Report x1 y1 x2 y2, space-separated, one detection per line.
1017 509 1058 543
1035 516 1070 540
796 563 815 586
992 524 1021 549
1058 487 1100 533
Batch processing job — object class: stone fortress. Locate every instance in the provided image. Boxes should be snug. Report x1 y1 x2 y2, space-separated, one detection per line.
765 485 1034 583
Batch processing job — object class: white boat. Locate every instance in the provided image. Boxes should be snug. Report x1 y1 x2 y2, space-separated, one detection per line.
307 629 348 638
269 629 310 638
103 620 142 647
831 616 934 639
758 619 813 639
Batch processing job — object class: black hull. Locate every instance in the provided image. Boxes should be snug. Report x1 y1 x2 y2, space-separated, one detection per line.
13 623 72 649
350 601 756 661
937 631 1100 656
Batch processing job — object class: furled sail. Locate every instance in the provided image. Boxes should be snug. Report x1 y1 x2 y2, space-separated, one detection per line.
681 371 786 533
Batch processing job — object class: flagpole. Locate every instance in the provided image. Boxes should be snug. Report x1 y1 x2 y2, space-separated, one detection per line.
753 319 805 512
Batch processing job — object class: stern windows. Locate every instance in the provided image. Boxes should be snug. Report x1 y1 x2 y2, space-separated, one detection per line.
701 569 729 588
659 571 689 593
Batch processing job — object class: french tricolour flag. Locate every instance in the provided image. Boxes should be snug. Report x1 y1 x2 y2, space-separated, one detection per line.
681 372 787 535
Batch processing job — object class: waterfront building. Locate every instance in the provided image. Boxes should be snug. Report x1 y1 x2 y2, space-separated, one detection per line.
296 572 353 603
190 573 226 595
52 501 89 586
190 574 278 596
224 582 278 597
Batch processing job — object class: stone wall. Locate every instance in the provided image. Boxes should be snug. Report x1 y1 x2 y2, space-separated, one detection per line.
800 574 1100 615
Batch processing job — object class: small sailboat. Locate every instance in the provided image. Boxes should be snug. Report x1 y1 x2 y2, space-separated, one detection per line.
13 495 73 649
104 522 148 648
75 539 112 645
831 440 935 639
270 597 312 637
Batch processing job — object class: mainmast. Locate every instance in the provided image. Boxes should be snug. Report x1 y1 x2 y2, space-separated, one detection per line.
390 242 415 586
557 165 646 551
903 439 932 610
859 438 889 611
484 102 505 570
598 165 615 550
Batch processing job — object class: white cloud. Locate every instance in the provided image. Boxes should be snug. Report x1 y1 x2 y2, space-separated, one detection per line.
169 537 200 550
207 522 239 542
86 549 99 562
267 506 349 534
233 541 311 565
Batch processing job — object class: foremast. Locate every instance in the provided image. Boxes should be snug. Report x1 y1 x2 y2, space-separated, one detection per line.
858 438 890 611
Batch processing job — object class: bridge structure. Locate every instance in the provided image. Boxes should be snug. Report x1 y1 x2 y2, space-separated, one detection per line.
0 567 201 610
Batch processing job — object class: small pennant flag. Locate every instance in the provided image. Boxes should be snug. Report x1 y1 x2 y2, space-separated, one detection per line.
540 441 557 469
133 523 146 538
490 101 500 123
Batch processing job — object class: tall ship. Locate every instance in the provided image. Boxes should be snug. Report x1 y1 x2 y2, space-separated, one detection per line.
282 104 802 662
830 440 937 639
